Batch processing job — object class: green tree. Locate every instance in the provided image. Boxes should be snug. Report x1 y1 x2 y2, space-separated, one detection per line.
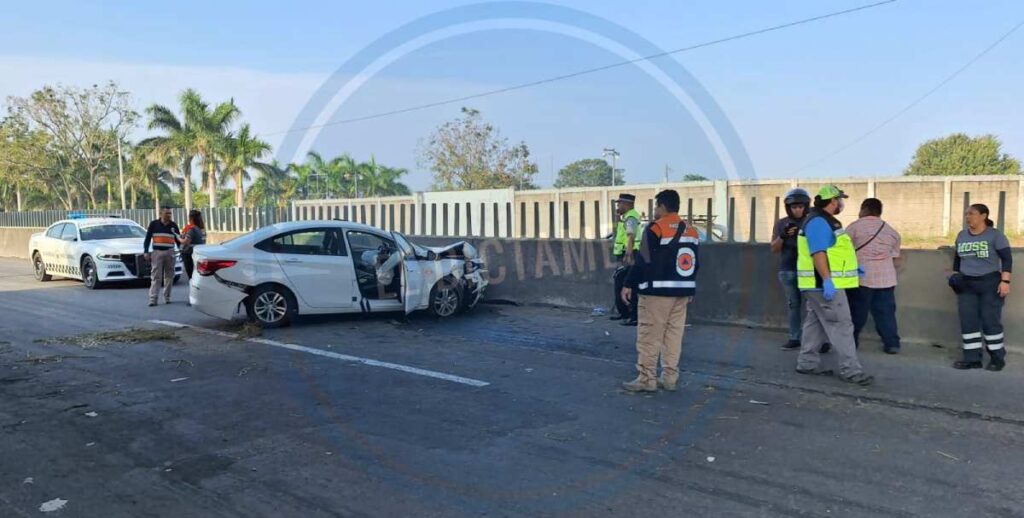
357 156 411 197
418 107 538 191
247 160 296 208
904 133 1021 176
554 158 623 188
682 173 709 182
222 123 271 207
143 89 240 211
0 116 59 210
6 81 137 209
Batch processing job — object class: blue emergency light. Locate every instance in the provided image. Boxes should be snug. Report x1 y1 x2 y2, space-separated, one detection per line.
68 212 86 220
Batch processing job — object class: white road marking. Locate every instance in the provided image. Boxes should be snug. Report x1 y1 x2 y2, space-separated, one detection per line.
149 320 490 387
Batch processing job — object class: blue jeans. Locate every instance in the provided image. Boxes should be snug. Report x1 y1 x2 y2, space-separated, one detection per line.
848 286 901 351
777 270 802 341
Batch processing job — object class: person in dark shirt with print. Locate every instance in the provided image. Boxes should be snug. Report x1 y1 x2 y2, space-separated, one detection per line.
772 188 811 350
949 204 1013 371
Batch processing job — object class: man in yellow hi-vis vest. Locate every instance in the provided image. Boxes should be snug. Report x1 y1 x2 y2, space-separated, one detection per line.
611 194 643 325
795 185 874 386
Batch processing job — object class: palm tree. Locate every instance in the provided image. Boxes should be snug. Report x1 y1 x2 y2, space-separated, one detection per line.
182 90 239 208
247 160 295 208
223 124 271 207
128 144 177 212
143 89 239 211
142 100 196 212
357 156 411 197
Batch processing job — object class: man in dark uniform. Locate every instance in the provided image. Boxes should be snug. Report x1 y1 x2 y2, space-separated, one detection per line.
611 194 642 326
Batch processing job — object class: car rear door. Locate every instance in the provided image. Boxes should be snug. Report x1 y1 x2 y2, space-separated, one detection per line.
392 232 427 314
263 228 355 309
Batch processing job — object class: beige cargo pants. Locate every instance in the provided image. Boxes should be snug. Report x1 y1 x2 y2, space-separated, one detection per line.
635 295 691 384
148 249 175 304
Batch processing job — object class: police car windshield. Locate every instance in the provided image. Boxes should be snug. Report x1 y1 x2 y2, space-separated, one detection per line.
80 224 147 241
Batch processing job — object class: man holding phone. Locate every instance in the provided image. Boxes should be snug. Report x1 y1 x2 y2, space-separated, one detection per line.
773 188 824 351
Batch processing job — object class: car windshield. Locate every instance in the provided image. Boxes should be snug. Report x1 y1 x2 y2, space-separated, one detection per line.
79 224 147 241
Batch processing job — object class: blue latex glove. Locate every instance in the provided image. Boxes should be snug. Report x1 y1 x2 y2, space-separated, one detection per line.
857 266 866 278
823 278 837 301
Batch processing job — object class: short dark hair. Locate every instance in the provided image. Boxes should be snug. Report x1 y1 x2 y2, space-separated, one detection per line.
655 189 680 213
812 195 832 210
861 198 882 217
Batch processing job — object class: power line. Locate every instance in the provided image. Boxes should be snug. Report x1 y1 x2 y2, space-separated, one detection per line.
267 0 898 136
794 17 1024 175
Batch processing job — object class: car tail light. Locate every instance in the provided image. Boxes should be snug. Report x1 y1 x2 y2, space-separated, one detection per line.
197 259 237 276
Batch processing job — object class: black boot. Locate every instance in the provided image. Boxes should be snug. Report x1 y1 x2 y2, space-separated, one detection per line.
781 339 801 350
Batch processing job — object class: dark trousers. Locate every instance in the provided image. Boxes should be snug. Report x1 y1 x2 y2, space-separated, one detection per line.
957 273 1007 364
613 263 638 320
848 286 901 351
182 252 195 279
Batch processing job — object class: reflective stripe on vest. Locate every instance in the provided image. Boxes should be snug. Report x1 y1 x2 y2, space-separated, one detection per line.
613 208 643 255
796 216 859 290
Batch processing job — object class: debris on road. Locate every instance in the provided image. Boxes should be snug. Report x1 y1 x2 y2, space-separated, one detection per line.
749 400 770 405
706 456 716 463
591 307 608 317
84 411 98 418
23 477 33 485
170 377 189 383
604 331 610 336
936 450 960 461
162 358 194 368
235 322 263 339
39 498 68 512
582 319 595 324
36 328 179 349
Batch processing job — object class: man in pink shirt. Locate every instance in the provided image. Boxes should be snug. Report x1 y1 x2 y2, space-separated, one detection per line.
846 198 902 354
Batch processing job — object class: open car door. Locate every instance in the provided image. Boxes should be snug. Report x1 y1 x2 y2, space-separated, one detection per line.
392 232 426 314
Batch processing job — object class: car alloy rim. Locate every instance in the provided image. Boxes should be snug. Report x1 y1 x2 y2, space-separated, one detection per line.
34 257 44 278
255 291 287 323
434 287 459 317
84 262 95 287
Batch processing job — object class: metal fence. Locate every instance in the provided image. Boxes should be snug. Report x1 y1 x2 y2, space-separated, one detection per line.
0 207 291 232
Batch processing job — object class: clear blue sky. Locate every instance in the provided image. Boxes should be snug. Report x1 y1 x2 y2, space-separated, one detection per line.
2 0 1022 190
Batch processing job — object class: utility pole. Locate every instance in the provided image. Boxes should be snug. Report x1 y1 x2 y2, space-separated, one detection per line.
116 136 126 211
603 148 620 187
664 164 672 183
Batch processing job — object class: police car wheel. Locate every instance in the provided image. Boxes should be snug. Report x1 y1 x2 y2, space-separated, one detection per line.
33 253 52 282
82 257 102 290
428 278 463 319
245 284 295 328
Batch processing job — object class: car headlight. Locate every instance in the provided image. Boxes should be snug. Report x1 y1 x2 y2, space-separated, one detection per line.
97 253 121 261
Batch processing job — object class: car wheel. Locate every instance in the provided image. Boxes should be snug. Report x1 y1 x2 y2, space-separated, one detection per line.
428 278 463 319
81 256 102 290
245 284 296 328
33 253 52 282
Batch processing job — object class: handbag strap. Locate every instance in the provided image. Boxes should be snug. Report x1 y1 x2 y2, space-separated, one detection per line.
855 221 886 251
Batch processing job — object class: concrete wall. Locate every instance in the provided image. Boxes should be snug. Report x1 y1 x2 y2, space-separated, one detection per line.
3 227 1018 349
413 236 1021 349
292 175 1024 241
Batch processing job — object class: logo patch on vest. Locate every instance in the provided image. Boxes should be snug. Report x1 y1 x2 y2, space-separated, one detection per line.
676 248 696 277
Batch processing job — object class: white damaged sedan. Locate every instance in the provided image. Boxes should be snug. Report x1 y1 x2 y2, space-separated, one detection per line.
189 220 488 327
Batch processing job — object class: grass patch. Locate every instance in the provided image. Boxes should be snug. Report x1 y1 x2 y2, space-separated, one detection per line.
35 328 179 349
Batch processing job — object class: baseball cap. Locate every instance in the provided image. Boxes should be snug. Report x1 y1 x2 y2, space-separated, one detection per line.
817 185 849 201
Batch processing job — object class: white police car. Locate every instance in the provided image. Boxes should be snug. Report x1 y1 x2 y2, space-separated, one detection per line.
28 216 182 289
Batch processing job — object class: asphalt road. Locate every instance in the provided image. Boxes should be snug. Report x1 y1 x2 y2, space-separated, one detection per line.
1 257 1022 517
